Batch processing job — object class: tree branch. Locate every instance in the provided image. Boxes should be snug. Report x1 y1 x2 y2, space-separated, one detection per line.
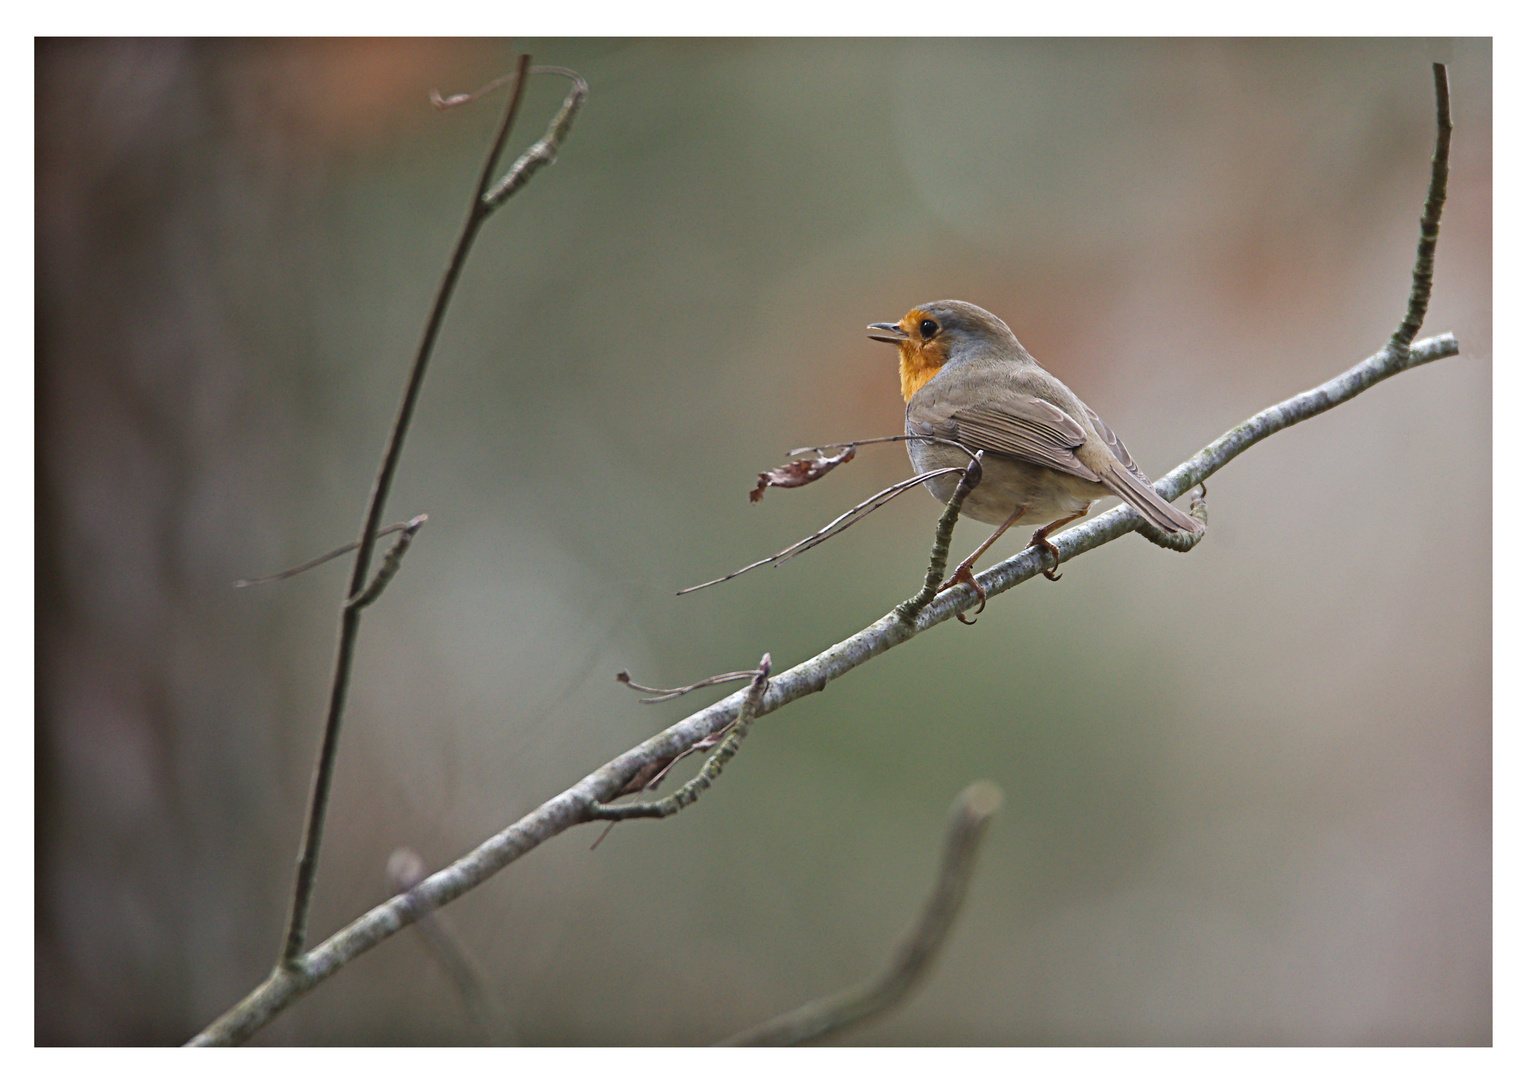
720 780 1003 1045
279 55 573 968
187 328 1458 1045
188 62 1458 1047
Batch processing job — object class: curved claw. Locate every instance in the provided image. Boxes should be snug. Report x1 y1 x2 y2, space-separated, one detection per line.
1031 532 1063 581
938 563 986 625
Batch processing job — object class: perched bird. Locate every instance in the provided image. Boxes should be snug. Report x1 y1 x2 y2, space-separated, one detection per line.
868 299 1202 616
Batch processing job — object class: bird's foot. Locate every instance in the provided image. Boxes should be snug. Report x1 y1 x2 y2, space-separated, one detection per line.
938 562 986 624
1029 529 1063 581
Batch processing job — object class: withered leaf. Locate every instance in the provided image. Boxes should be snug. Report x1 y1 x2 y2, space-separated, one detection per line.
749 446 856 502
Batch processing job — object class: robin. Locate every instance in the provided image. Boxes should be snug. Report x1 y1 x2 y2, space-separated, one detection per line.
868 299 1202 615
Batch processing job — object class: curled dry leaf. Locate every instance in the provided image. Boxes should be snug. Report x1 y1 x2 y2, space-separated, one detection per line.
750 446 856 502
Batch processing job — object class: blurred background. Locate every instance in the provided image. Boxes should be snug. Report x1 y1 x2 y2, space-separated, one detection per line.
35 38 1490 1045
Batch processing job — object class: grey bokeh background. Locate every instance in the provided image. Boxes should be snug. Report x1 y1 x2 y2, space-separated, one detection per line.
36 39 1490 1045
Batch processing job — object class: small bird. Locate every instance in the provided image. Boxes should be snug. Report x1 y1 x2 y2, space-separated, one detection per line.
868 299 1202 616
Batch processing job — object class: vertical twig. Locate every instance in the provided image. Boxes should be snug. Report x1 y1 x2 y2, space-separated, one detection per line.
280 56 535 966
1389 62 1451 356
895 453 983 624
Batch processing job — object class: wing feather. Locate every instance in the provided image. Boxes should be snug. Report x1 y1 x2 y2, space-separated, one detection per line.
933 398 1102 483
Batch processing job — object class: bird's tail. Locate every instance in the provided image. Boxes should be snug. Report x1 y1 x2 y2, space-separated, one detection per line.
1100 460 1203 535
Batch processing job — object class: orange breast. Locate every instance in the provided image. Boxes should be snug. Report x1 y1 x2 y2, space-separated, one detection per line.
899 339 948 401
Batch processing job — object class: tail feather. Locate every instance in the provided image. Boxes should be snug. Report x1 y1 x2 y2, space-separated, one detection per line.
1100 460 1202 535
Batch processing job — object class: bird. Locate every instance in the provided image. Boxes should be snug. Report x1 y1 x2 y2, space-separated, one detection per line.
867 299 1202 619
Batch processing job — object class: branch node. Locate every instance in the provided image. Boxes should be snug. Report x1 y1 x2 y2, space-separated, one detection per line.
346 514 428 611
589 655 772 824
483 67 589 210
895 453 983 624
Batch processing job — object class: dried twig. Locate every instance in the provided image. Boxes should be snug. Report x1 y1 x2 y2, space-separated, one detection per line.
589 655 772 823
279 56 579 967
677 468 966 595
346 515 428 611
616 667 760 704
233 516 427 588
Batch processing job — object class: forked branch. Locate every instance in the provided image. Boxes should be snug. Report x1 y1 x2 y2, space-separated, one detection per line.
190 63 1457 1046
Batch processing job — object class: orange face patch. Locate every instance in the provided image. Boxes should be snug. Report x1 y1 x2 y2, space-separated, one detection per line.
896 308 950 402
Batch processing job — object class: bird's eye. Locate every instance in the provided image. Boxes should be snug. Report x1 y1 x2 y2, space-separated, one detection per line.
919 319 938 339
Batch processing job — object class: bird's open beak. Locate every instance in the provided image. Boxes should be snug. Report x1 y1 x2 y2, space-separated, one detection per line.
867 322 909 343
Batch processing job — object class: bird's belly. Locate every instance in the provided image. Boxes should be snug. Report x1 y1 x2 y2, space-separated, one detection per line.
909 440 1104 527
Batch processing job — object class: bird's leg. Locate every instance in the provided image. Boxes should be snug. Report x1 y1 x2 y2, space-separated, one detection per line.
938 503 1029 624
1028 509 1088 581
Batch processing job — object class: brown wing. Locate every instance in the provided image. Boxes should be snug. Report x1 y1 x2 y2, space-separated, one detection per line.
914 397 1102 483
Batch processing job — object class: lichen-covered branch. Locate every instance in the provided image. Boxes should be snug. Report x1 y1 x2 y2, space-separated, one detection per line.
587 656 771 822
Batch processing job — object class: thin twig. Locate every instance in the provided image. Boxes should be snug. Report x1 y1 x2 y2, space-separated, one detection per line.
616 668 760 704
721 780 1003 1045
688 435 982 592
894 453 983 624
280 55 552 966
233 518 425 588
346 515 428 611
484 67 589 210
588 656 771 822
1390 62 1451 356
677 468 967 595
786 433 980 464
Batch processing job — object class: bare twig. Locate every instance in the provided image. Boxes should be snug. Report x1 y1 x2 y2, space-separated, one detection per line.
785 433 981 463
677 468 967 595
894 453 983 624
1390 62 1451 356
484 67 589 210
280 55 576 967
589 656 771 822
684 434 982 594
721 780 1003 1045
233 517 426 588
345 515 428 611
616 667 760 704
